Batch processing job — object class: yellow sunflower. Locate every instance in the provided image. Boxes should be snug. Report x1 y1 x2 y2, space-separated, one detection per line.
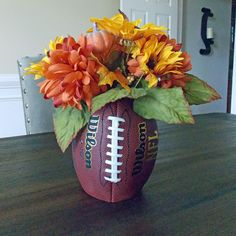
128 35 184 87
88 13 166 41
88 13 140 40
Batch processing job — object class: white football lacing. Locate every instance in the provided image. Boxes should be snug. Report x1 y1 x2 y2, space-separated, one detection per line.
104 116 125 183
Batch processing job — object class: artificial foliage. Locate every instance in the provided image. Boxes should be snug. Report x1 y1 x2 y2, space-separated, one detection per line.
25 11 221 152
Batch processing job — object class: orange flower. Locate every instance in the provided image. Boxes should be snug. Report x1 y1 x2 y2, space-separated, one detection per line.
127 58 143 77
38 36 106 110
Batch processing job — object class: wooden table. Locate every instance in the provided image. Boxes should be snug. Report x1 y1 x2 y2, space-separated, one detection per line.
0 113 236 236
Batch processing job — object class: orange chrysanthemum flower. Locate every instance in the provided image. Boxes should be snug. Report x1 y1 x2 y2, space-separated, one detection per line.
36 36 106 110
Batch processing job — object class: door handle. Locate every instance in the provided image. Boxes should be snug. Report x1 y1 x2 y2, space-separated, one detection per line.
200 8 214 55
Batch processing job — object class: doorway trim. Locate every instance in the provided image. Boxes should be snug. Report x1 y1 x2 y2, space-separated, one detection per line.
177 0 183 43
227 0 236 113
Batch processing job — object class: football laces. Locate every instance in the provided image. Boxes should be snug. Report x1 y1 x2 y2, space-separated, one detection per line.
105 116 125 183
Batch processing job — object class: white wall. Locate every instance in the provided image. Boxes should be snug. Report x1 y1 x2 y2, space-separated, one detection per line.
0 0 119 74
0 74 26 138
182 0 232 114
0 0 119 138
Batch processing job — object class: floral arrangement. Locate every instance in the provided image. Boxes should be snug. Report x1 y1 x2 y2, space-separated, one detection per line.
25 11 220 152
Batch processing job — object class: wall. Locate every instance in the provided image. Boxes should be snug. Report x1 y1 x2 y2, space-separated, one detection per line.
0 0 119 138
182 0 232 114
0 0 119 74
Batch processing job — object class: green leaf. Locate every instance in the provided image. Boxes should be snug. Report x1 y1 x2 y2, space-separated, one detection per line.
91 87 147 114
184 74 221 105
138 79 149 89
133 88 194 124
53 104 90 152
128 88 147 99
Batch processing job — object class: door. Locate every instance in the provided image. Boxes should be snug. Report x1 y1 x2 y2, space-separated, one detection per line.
120 0 183 41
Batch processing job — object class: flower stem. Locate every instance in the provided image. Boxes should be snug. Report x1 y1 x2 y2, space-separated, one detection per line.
134 75 144 88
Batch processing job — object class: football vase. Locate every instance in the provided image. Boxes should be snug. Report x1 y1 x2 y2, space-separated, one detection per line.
72 98 159 202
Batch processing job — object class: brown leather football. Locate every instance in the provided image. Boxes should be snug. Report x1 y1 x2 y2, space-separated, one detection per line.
72 98 159 202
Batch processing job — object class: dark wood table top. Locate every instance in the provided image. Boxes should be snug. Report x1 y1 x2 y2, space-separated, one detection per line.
0 113 236 236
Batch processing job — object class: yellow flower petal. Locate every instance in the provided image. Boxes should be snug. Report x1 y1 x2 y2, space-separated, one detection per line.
132 38 147 58
110 13 124 25
24 61 45 80
49 36 64 51
146 73 158 88
97 66 130 91
89 13 141 40
133 23 167 40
